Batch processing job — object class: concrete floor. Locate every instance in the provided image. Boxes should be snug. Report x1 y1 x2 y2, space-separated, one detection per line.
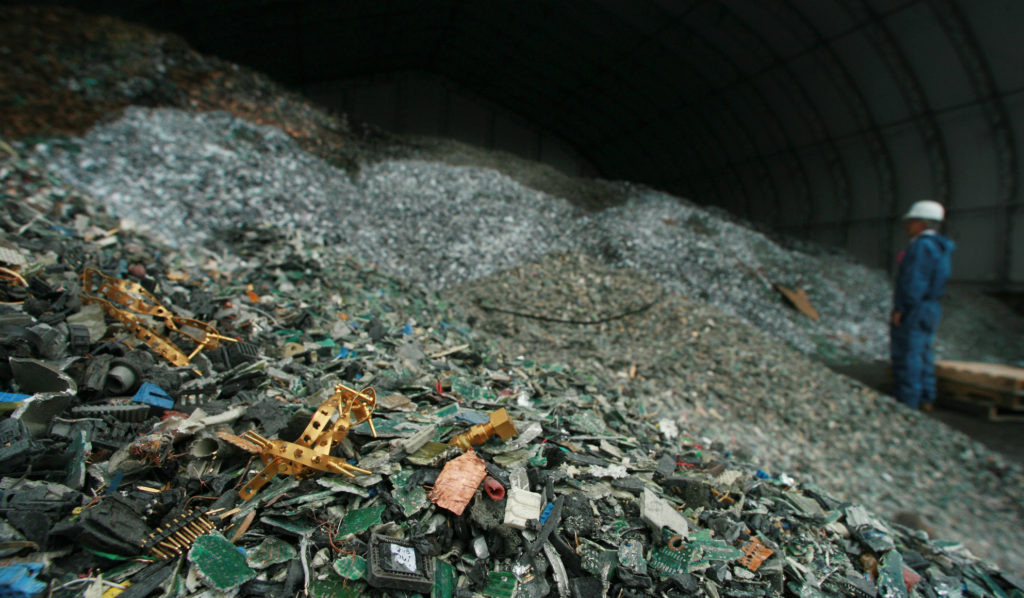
828 361 1024 467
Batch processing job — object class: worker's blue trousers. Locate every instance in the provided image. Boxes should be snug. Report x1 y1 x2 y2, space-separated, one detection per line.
890 301 941 410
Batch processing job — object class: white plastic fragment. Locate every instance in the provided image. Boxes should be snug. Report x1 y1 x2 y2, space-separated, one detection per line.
825 521 850 537
711 469 743 487
599 439 624 459
640 488 689 538
588 464 628 479
509 467 530 490
658 419 679 441
0 246 27 266
399 424 437 454
472 536 490 559
170 405 246 436
508 421 543 448
504 487 543 529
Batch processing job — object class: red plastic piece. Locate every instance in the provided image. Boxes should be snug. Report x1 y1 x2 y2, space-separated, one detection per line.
903 566 922 594
483 476 505 500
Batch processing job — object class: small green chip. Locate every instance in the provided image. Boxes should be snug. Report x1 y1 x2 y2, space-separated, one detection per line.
188 533 256 591
451 379 496 401
309 571 363 598
481 571 517 598
333 554 367 580
391 469 430 517
335 504 386 540
246 536 297 569
432 558 457 598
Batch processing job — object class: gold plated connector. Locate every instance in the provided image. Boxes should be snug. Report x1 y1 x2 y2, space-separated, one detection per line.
449 407 518 451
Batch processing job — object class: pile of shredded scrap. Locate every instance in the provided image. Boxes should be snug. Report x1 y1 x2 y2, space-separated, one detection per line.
1 6 1023 596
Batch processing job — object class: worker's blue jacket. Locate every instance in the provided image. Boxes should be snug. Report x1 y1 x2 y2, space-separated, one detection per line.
894 232 955 318
891 231 954 408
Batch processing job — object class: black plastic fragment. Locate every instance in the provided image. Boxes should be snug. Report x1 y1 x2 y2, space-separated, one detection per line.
526 495 563 557
70 403 151 422
571 577 604 598
364 533 433 593
0 419 33 474
79 353 113 398
224 341 260 368
54 496 149 556
67 324 91 355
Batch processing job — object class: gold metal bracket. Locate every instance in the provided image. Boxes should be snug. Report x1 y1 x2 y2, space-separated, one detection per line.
238 384 378 500
80 267 235 367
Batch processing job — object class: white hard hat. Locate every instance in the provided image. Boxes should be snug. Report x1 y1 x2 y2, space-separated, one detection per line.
902 200 944 222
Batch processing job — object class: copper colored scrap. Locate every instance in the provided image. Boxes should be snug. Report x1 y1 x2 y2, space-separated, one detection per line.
217 430 261 454
738 537 774 571
80 267 235 367
449 407 518 451
774 284 820 320
0 267 27 305
860 553 879 577
711 488 737 505
238 384 378 500
428 449 487 515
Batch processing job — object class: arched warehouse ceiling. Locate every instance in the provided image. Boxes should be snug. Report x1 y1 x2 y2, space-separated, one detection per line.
17 0 1024 289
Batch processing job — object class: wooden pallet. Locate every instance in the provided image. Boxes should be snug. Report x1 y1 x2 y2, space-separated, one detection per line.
935 361 1024 421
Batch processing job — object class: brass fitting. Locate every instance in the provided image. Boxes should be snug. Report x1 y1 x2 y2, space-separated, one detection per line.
449 407 518 451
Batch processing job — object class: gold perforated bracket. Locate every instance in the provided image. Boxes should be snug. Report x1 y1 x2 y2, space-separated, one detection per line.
238 384 378 500
80 267 235 367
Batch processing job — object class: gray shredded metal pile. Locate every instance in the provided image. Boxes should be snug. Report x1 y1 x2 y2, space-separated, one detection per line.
33 108 1022 366
30 108 886 362
26 106 1024 575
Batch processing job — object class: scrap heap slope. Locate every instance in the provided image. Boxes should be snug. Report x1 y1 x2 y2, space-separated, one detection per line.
1 5 1023 595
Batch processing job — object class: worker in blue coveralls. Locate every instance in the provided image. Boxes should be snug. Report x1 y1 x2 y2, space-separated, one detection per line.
890 200 955 411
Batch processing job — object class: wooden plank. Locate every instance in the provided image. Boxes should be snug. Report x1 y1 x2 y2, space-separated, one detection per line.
774 284 820 320
937 379 1024 422
935 360 1024 395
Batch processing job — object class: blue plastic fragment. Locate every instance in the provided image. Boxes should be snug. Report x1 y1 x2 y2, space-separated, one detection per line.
539 503 555 524
755 469 770 479
402 322 413 335
106 471 124 494
456 410 491 425
132 382 174 410
0 392 31 403
335 347 351 359
0 563 46 597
